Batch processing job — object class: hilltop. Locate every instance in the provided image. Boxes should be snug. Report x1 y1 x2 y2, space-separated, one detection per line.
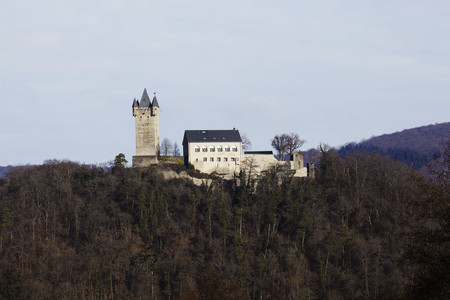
339 122 450 171
302 122 450 172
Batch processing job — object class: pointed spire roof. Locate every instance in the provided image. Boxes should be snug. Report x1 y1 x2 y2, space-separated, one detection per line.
132 98 139 107
139 88 151 107
152 92 159 108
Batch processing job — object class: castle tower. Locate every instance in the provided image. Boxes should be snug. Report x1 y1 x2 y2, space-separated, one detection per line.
132 88 160 167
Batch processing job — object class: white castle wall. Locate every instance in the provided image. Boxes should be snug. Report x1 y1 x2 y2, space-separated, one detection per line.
186 141 242 174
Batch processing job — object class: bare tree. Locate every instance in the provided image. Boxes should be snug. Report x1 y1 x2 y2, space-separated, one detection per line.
172 142 181 156
271 133 306 161
271 134 289 161
286 133 305 154
160 138 173 156
241 133 252 151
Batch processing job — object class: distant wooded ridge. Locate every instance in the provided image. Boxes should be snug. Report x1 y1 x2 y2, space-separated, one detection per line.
302 122 450 173
339 122 449 172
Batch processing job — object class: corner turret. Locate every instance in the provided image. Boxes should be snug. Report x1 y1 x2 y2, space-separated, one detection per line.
151 93 159 116
152 93 159 107
132 98 139 116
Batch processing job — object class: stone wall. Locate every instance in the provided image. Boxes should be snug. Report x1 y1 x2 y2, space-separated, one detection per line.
134 106 159 156
132 155 158 167
241 152 308 178
241 153 280 178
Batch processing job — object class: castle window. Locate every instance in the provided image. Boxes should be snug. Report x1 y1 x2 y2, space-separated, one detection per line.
202 146 208 152
224 157 228 162
210 146 215 152
231 157 236 162
210 157 214 162
224 146 230 152
195 146 200 152
217 157 221 162
217 146 223 152
232 146 238 152
203 157 207 162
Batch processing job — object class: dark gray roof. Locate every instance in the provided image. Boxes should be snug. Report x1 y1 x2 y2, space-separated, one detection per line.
152 95 159 108
244 151 273 155
183 130 242 144
139 89 151 107
274 154 293 161
132 98 139 107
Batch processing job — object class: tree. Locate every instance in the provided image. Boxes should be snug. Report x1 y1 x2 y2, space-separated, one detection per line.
271 134 288 161
286 133 305 154
271 133 306 161
173 142 181 156
241 133 252 151
161 138 173 156
114 153 128 169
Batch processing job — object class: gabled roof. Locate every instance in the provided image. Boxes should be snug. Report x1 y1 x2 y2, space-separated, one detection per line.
183 130 242 144
139 89 151 107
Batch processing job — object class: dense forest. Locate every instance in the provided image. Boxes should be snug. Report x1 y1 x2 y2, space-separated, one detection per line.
0 143 448 299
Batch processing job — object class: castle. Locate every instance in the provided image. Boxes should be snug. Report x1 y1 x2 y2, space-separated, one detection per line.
132 89 310 177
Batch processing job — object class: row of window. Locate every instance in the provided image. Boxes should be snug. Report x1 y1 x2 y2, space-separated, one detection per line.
194 145 238 152
196 157 239 162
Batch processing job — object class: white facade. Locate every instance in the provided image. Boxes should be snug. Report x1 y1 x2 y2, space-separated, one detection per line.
240 153 280 177
183 130 243 175
186 141 242 174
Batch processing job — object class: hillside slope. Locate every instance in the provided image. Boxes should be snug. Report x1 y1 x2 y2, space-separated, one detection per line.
338 122 450 171
1 153 447 299
359 122 450 153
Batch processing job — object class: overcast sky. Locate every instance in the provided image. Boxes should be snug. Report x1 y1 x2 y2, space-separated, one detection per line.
1 0 449 166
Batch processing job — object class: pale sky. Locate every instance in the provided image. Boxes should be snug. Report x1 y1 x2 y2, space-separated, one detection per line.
1 0 449 166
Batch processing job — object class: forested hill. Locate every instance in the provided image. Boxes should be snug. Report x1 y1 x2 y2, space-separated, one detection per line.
339 122 450 171
0 146 448 299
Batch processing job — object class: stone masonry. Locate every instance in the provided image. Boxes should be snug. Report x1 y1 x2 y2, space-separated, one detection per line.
132 89 160 167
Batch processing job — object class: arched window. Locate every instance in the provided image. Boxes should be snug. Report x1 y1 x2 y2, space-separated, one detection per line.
224 146 230 152
210 146 215 152
217 146 223 152
232 145 238 152
194 146 200 152
202 146 208 152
